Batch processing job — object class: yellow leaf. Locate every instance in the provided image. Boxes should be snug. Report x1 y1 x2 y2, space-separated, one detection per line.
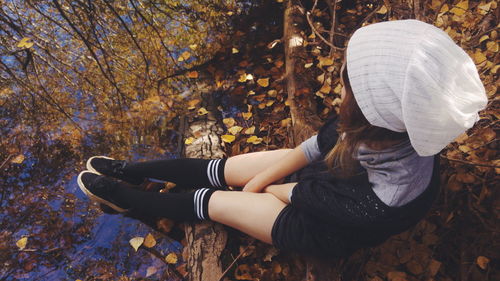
247 135 263 144
178 51 191 62
477 256 489 270
440 4 449 13
491 64 500 74
242 112 252 120
281 118 292 127
479 35 489 43
11 154 25 164
486 41 498 52
304 62 313 68
257 78 270 87
228 126 243 135
267 89 277 97
376 5 388 14
333 83 342 94
184 137 195 145
16 237 28 250
266 100 275 107
165 253 178 264
221 134 236 143
232 47 239 54
317 56 334 67
317 73 325 83
238 73 253 82
430 0 441 10
186 71 199 79
473 50 487 64
187 99 200 109
197 107 208 115
223 117 236 127
258 103 266 109
319 84 331 94
129 237 144 252
189 44 198 50
450 0 468 15
247 90 255 96
315 91 325 98
17 37 33 48
244 126 255 135
143 233 156 248
477 2 492 14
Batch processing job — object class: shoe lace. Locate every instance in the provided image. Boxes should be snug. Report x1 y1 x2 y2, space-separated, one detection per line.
110 160 127 176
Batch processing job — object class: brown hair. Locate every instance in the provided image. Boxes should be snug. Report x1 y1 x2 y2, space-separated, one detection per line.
324 64 409 177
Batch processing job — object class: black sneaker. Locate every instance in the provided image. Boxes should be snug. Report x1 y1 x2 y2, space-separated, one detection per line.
77 171 130 213
86 156 144 185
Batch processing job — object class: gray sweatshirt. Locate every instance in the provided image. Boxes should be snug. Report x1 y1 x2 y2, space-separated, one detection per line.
300 135 434 207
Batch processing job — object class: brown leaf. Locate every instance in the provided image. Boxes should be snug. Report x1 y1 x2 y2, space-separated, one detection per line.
387 271 407 281
429 259 441 276
11 154 25 164
476 256 489 270
143 233 156 248
165 252 178 264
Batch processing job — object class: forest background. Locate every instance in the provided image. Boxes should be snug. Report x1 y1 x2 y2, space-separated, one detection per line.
0 0 498 280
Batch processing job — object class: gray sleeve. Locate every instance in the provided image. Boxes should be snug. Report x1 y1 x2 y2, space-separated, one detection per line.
300 135 321 163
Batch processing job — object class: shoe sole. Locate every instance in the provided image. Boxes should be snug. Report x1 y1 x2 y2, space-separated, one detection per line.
77 171 128 213
86 156 115 175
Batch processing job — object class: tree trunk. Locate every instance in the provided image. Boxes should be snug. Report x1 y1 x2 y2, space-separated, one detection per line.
182 90 228 281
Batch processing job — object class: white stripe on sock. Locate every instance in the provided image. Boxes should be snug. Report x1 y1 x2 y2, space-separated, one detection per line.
198 188 209 220
206 160 216 187
213 159 221 187
193 189 201 219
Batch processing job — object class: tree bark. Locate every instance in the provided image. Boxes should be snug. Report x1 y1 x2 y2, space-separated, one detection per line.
182 91 228 281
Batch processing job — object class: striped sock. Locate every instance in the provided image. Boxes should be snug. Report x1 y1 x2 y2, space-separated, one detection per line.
193 188 215 220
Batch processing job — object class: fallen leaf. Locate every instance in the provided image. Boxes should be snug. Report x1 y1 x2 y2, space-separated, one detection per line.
235 264 252 280
223 117 236 127
232 47 239 54
281 118 292 127
333 83 342 94
189 44 198 50
319 83 331 94
17 37 34 48
177 51 191 62
244 126 255 135
304 62 313 68
247 135 263 144
257 78 270 87
129 237 144 252
476 256 489 270
197 107 208 115
146 266 157 277
186 71 198 79
16 237 28 250
247 90 256 96
387 271 407 281
450 0 468 16
11 154 25 164
187 99 200 109
473 49 487 64
429 259 441 276
228 126 243 135
266 100 275 107
242 112 252 120
317 56 334 67
377 5 388 14
165 253 178 264
267 89 277 97
486 41 499 52
184 137 195 145
143 233 156 248
221 135 236 143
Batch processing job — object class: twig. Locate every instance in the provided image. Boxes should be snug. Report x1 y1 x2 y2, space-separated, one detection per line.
352 0 382 35
0 154 13 170
217 240 255 281
439 154 500 168
306 0 345 51
328 0 338 56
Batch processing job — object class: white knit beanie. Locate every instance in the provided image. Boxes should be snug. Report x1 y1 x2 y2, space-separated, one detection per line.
346 20 487 156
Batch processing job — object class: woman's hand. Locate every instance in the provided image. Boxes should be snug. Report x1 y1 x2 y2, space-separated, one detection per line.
243 173 268 193
243 145 309 193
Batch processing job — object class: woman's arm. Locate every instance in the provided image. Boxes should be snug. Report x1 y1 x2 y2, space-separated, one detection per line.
243 145 309 192
263 182 297 204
